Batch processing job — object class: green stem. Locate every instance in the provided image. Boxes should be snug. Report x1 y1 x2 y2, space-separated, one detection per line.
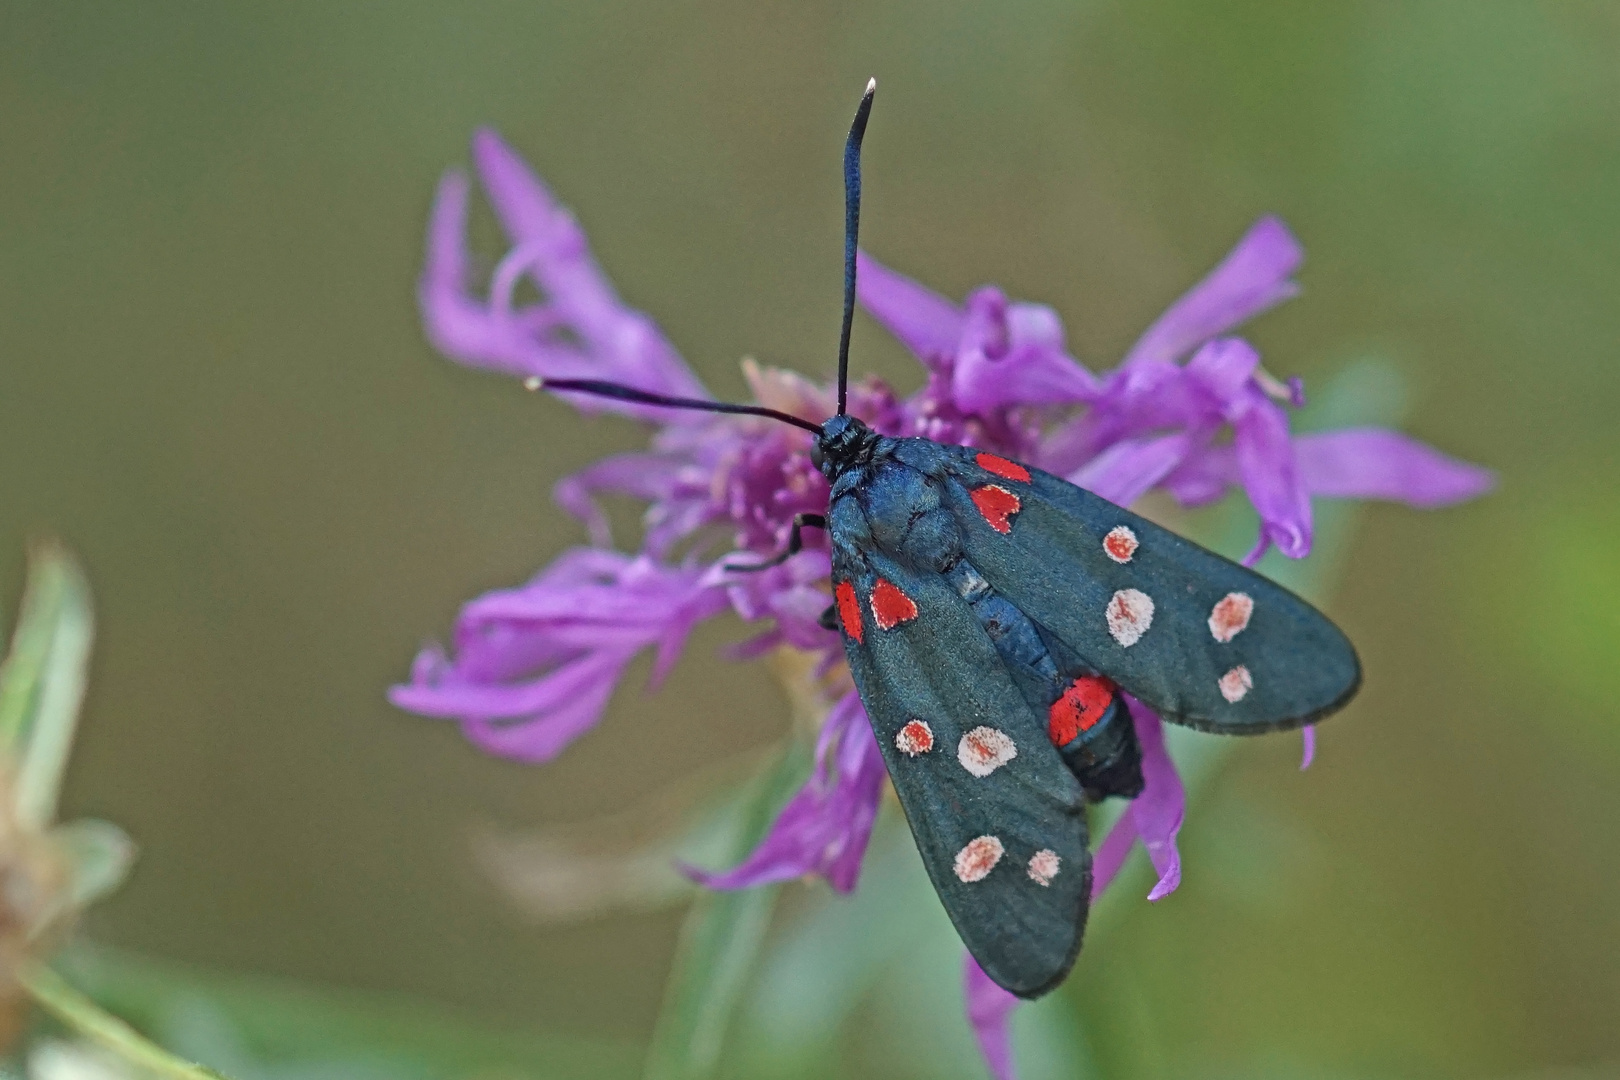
18 960 232 1080
642 739 811 1080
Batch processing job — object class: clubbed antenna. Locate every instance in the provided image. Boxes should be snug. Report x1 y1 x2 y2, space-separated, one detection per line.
837 78 876 417
523 376 823 434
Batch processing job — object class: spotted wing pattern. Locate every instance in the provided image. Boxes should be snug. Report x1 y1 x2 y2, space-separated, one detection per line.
828 490 1091 999
892 440 1361 733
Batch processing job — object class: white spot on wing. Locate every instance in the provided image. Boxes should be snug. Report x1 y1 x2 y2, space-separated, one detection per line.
954 835 1005 883
1208 592 1254 643
895 719 934 757
1027 849 1061 886
957 726 1017 777
1103 526 1138 563
1106 589 1155 647
1219 665 1254 703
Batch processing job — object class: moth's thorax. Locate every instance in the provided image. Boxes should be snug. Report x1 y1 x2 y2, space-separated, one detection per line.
814 414 883 481
860 461 962 573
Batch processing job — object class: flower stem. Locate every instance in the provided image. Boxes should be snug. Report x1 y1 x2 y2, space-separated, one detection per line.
18 960 232 1080
642 739 811 1080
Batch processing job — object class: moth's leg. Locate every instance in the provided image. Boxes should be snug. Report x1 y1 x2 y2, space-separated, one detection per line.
724 513 828 573
817 604 839 631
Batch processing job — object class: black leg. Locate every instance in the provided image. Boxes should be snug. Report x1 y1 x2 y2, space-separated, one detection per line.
817 604 839 631
725 513 827 573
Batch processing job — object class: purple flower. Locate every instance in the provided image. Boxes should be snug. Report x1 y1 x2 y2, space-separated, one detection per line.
389 549 728 763
684 690 885 893
1090 698 1186 903
965 954 1021 1080
396 129 1494 1079
421 129 709 421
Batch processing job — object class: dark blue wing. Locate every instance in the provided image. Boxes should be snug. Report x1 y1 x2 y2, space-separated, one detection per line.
894 441 1361 734
828 491 1091 999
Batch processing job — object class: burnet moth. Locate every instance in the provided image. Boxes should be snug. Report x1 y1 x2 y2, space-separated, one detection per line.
531 80 1360 998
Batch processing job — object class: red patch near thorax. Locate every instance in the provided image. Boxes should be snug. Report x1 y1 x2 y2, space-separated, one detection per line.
835 580 863 643
870 578 919 630
1047 675 1116 747
975 452 1031 483
970 485 1022 534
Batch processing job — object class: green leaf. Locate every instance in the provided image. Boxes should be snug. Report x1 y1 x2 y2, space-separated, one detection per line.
0 542 95 829
19 960 231 1080
50 818 138 912
642 739 811 1080
55 945 641 1080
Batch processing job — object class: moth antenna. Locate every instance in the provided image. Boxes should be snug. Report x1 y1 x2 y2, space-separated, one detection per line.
837 78 876 417
523 375 823 434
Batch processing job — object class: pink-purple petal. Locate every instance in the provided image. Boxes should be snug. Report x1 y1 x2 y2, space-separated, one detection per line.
392 553 727 764
459 656 626 763
964 954 1020 1080
472 129 696 394
554 453 686 549
390 645 619 722
1301 725 1317 770
855 250 964 367
1091 700 1186 903
1184 337 1261 406
1231 391 1313 559
1160 442 1238 507
1295 429 1495 506
824 705 885 889
1130 701 1186 902
418 129 707 419
954 317 1098 412
1121 216 1304 371
420 172 543 373
685 692 884 893
1069 433 1193 508
469 128 567 249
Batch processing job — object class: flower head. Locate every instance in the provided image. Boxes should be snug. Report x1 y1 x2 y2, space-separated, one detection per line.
395 129 1494 1079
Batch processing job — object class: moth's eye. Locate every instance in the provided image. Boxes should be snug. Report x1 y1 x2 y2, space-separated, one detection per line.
810 441 825 470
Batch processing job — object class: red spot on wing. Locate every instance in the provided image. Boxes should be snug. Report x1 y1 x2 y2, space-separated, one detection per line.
1208 592 1254 643
895 719 934 756
1047 675 1116 747
969 484 1022 534
835 580 864 643
974 452 1031 483
870 578 919 630
1103 526 1138 563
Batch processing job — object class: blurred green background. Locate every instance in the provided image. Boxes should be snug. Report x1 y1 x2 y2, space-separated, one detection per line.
1 0 1617 1077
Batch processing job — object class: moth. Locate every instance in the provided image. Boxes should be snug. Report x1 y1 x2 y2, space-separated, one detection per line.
535 80 1360 997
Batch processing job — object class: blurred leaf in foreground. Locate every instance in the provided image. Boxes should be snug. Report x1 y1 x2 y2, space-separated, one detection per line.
55 945 640 1080
0 545 132 1049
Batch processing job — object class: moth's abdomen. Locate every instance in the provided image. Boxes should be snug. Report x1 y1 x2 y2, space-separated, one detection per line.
1052 689 1144 802
943 555 1145 801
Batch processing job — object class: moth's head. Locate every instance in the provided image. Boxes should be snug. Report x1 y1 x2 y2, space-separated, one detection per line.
813 414 879 480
